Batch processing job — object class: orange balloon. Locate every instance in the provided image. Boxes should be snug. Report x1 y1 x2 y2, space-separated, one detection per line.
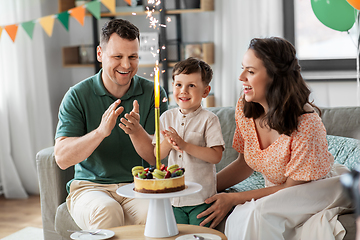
347 0 360 10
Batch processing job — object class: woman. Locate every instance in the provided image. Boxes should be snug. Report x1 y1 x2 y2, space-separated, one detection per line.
197 37 351 240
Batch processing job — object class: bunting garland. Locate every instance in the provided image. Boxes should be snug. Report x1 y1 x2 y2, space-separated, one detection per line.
124 0 132 6
39 15 56 37
57 11 70 31
5 25 18 42
69 6 86 26
86 1 101 20
101 0 116 14
0 0 115 43
21 20 36 39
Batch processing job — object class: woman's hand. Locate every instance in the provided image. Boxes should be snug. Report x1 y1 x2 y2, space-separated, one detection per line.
197 192 236 228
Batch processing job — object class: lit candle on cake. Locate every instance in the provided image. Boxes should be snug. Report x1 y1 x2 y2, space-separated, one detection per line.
154 61 161 169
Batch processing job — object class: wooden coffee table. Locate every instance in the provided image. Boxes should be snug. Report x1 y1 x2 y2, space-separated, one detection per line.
109 224 227 240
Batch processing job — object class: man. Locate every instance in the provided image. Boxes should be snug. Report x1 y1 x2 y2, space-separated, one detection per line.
54 19 167 230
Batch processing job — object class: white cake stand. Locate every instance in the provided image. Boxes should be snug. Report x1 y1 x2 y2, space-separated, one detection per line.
116 181 202 238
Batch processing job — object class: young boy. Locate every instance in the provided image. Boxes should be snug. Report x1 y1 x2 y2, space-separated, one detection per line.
155 57 225 227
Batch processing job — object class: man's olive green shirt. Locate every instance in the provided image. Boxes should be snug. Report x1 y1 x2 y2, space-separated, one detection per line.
55 70 168 192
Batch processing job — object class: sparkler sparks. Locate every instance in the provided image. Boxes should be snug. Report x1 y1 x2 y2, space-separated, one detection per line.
145 0 165 29
149 16 158 29
143 0 168 81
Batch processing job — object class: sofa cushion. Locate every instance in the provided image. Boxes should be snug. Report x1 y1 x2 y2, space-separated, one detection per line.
327 135 360 170
226 171 265 192
206 107 238 172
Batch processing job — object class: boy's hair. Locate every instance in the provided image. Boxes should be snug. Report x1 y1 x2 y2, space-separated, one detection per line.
100 19 140 49
172 57 213 85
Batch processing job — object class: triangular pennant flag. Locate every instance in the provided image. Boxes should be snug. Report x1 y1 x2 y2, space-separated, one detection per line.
101 0 116 14
0 26 3 39
124 0 132 6
21 20 36 39
57 11 70 31
4 24 18 42
86 1 101 20
39 15 55 37
69 6 86 26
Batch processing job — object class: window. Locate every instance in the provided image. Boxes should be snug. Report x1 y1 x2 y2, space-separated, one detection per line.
283 0 357 76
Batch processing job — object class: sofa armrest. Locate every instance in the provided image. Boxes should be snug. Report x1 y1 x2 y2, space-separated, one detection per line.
36 146 74 239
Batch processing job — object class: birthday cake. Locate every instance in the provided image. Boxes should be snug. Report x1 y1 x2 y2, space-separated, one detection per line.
132 164 185 193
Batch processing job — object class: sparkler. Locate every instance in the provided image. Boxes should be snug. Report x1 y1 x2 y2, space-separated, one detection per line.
154 61 161 169
144 0 171 169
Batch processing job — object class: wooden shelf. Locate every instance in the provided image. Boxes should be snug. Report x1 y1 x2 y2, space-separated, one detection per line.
58 0 75 12
168 62 176 68
200 0 215 11
63 64 95 68
182 42 214 64
62 46 81 67
203 94 215 108
201 42 214 64
62 45 95 67
101 11 149 17
168 42 214 67
168 0 214 13
101 9 160 17
138 63 158 68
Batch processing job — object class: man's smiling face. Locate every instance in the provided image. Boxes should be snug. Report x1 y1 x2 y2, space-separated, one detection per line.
97 33 139 93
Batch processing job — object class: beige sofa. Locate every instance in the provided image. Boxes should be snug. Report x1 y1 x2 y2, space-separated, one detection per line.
36 106 360 240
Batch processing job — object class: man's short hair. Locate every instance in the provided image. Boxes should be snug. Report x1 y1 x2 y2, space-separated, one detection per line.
100 19 140 48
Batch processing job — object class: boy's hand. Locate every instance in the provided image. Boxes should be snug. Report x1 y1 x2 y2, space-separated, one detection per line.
162 127 186 153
